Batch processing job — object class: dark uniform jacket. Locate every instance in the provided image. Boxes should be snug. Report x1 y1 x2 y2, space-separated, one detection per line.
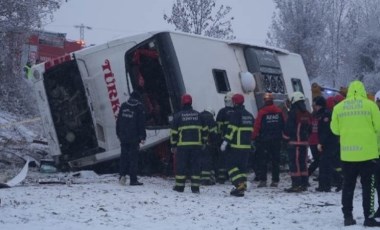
216 106 235 137
170 105 207 148
116 96 146 144
283 101 312 146
224 105 254 150
200 110 218 146
316 108 338 147
252 104 285 141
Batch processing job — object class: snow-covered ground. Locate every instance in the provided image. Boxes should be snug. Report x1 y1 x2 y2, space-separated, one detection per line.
0 168 374 230
0 109 373 230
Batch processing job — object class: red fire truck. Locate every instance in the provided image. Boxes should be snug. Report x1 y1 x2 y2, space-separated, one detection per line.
23 30 83 64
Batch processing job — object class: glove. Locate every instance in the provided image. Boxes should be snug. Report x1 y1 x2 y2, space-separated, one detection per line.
171 147 177 154
251 140 256 153
317 144 323 152
220 141 228 152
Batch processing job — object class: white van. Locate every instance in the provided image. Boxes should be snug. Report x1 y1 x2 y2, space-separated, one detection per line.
31 31 311 169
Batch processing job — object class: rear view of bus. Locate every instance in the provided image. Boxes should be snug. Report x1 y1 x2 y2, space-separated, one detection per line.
32 55 100 170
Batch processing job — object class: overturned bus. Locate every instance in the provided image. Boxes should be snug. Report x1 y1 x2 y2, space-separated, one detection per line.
30 31 312 171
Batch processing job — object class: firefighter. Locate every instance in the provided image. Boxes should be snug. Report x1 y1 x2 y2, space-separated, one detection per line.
116 90 146 186
326 94 345 192
23 61 32 80
331 81 380 227
200 107 218 185
215 92 235 183
170 94 207 193
252 92 285 188
313 96 339 192
283 91 312 193
220 94 254 197
308 100 320 182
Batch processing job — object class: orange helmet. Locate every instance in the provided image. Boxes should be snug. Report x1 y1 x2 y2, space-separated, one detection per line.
181 94 192 105
232 94 244 105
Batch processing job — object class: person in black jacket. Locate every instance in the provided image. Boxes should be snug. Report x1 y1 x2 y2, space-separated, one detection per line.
215 92 235 183
200 108 218 185
283 92 312 193
116 91 146 186
313 96 339 192
220 93 254 197
170 94 207 193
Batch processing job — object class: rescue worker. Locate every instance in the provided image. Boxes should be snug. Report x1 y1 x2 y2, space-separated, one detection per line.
373 90 380 218
200 108 218 185
220 94 254 197
313 96 339 192
308 99 320 182
326 94 345 192
116 90 146 186
215 92 235 183
170 94 207 193
23 61 32 80
283 91 311 193
252 92 285 188
331 81 380 227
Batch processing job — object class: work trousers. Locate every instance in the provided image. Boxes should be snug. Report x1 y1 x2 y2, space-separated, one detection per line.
216 145 228 182
175 147 201 189
318 144 337 190
200 145 217 183
119 142 140 182
256 139 281 183
287 145 308 187
226 149 249 187
376 164 380 210
308 144 320 176
341 160 376 219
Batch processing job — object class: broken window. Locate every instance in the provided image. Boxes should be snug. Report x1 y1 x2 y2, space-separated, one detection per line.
125 40 173 128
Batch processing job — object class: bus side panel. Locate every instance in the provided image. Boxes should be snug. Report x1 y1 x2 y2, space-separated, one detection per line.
169 33 254 115
75 42 138 153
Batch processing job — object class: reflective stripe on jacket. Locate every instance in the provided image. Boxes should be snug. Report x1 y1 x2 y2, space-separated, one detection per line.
170 105 207 147
224 105 254 150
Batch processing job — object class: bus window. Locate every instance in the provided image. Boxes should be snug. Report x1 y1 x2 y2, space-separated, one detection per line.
291 78 304 94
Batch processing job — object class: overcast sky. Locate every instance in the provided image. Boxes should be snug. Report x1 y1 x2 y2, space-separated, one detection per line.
43 0 275 46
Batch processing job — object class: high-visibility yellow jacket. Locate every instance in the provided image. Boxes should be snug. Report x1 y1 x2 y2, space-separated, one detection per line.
24 65 32 80
331 80 380 162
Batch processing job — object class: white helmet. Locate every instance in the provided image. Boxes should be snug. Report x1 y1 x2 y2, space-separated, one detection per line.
290 91 305 104
205 107 215 117
375 90 380 101
224 92 234 107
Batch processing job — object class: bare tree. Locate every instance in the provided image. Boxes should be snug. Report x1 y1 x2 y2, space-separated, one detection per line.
163 0 235 40
267 0 328 79
0 0 63 115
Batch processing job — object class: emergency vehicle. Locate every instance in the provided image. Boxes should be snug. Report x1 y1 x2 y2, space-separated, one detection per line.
30 31 312 169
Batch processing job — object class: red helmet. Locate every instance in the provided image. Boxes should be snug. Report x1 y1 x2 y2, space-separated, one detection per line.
232 94 244 105
181 94 192 105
